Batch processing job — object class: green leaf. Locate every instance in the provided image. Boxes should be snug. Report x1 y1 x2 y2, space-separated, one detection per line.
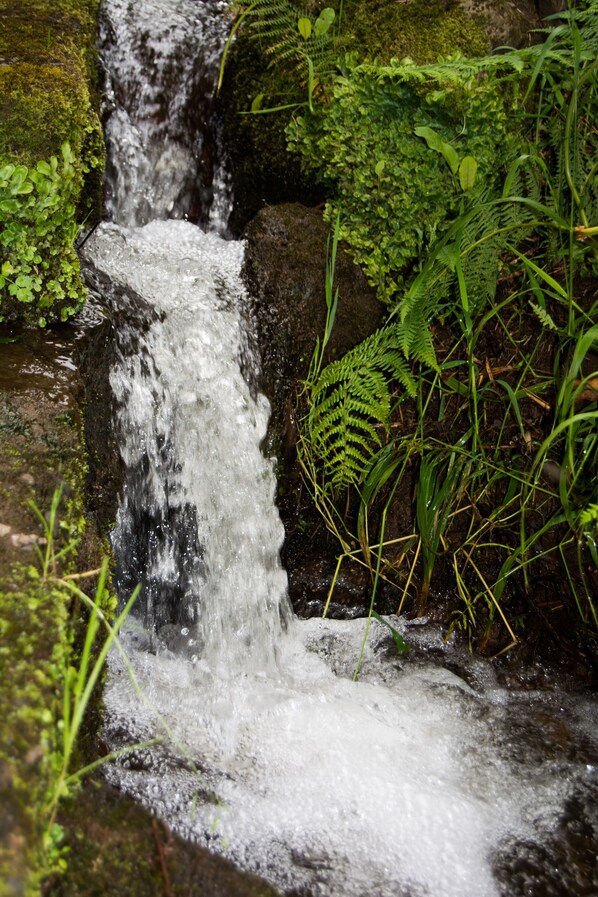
371 611 409 655
314 8 335 38
61 142 74 166
297 17 312 40
0 164 15 182
36 160 53 177
375 159 385 177
0 199 20 214
414 126 459 174
458 155 478 192
251 93 265 113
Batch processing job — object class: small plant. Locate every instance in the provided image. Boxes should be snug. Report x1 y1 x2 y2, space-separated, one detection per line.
0 142 87 327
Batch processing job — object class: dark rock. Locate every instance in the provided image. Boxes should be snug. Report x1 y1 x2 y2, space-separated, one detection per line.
460 0 542 47
243 203 385 445
74 302 123 535
50 779 284 897
243 203 386 613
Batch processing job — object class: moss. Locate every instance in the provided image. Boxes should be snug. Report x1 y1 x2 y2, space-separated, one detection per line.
0 578 70 897
0 1 101 165
343 0 490 64
0 330 106 894
0 0 105 327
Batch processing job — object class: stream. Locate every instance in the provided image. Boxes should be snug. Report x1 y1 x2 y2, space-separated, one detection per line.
81 1 598 895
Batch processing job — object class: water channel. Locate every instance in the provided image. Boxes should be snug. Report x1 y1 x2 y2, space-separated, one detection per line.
81 2 598 895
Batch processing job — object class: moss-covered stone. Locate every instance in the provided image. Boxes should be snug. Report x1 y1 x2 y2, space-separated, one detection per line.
0 1 101 165
0 326 105 896
344 0 490 63
0 0 105 327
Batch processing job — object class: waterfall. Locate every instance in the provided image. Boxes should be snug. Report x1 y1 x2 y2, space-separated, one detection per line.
100 0 232 230
81 2 598 896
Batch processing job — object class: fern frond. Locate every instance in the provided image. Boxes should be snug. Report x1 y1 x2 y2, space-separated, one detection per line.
529 301 558 331
395 158 543 355
230 0 339 88
305 326 417 493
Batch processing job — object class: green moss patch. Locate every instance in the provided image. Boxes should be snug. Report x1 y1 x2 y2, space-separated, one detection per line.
0 580 70 897
0 328 105 895
343 0 490 64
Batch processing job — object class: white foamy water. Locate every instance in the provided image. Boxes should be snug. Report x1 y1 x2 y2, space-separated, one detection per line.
86 1 598 894
85 220 291 674
103 615 597 897
82 219 597 897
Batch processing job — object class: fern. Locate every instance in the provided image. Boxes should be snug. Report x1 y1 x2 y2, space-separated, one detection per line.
306 326 416 492
228 0 340 88
529 301 558 331
396 155 544 358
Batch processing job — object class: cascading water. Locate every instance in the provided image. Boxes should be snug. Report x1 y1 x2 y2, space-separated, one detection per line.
99 0 232 230
81 2 598 896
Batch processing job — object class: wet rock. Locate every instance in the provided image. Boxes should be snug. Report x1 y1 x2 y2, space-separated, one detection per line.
50 779 284 897
243 203 386 614
74 301 124 534
243 203 384 448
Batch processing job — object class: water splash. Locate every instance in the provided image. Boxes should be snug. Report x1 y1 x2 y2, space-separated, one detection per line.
84 219 291 672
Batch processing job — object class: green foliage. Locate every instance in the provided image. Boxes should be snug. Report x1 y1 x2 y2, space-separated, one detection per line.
225 0 340 97
306 325 417 492
287 57 516 303
0 143 87 326
297 6 598 651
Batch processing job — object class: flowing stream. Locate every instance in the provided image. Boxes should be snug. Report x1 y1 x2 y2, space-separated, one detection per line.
82 2 598 895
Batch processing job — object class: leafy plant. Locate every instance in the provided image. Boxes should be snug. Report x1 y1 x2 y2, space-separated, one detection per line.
287 55 517 304
0 142 87 327
304 326 417 495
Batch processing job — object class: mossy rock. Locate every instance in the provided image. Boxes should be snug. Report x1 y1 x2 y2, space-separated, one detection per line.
343 0 490 63
0 0 105 327
0 326 106 895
